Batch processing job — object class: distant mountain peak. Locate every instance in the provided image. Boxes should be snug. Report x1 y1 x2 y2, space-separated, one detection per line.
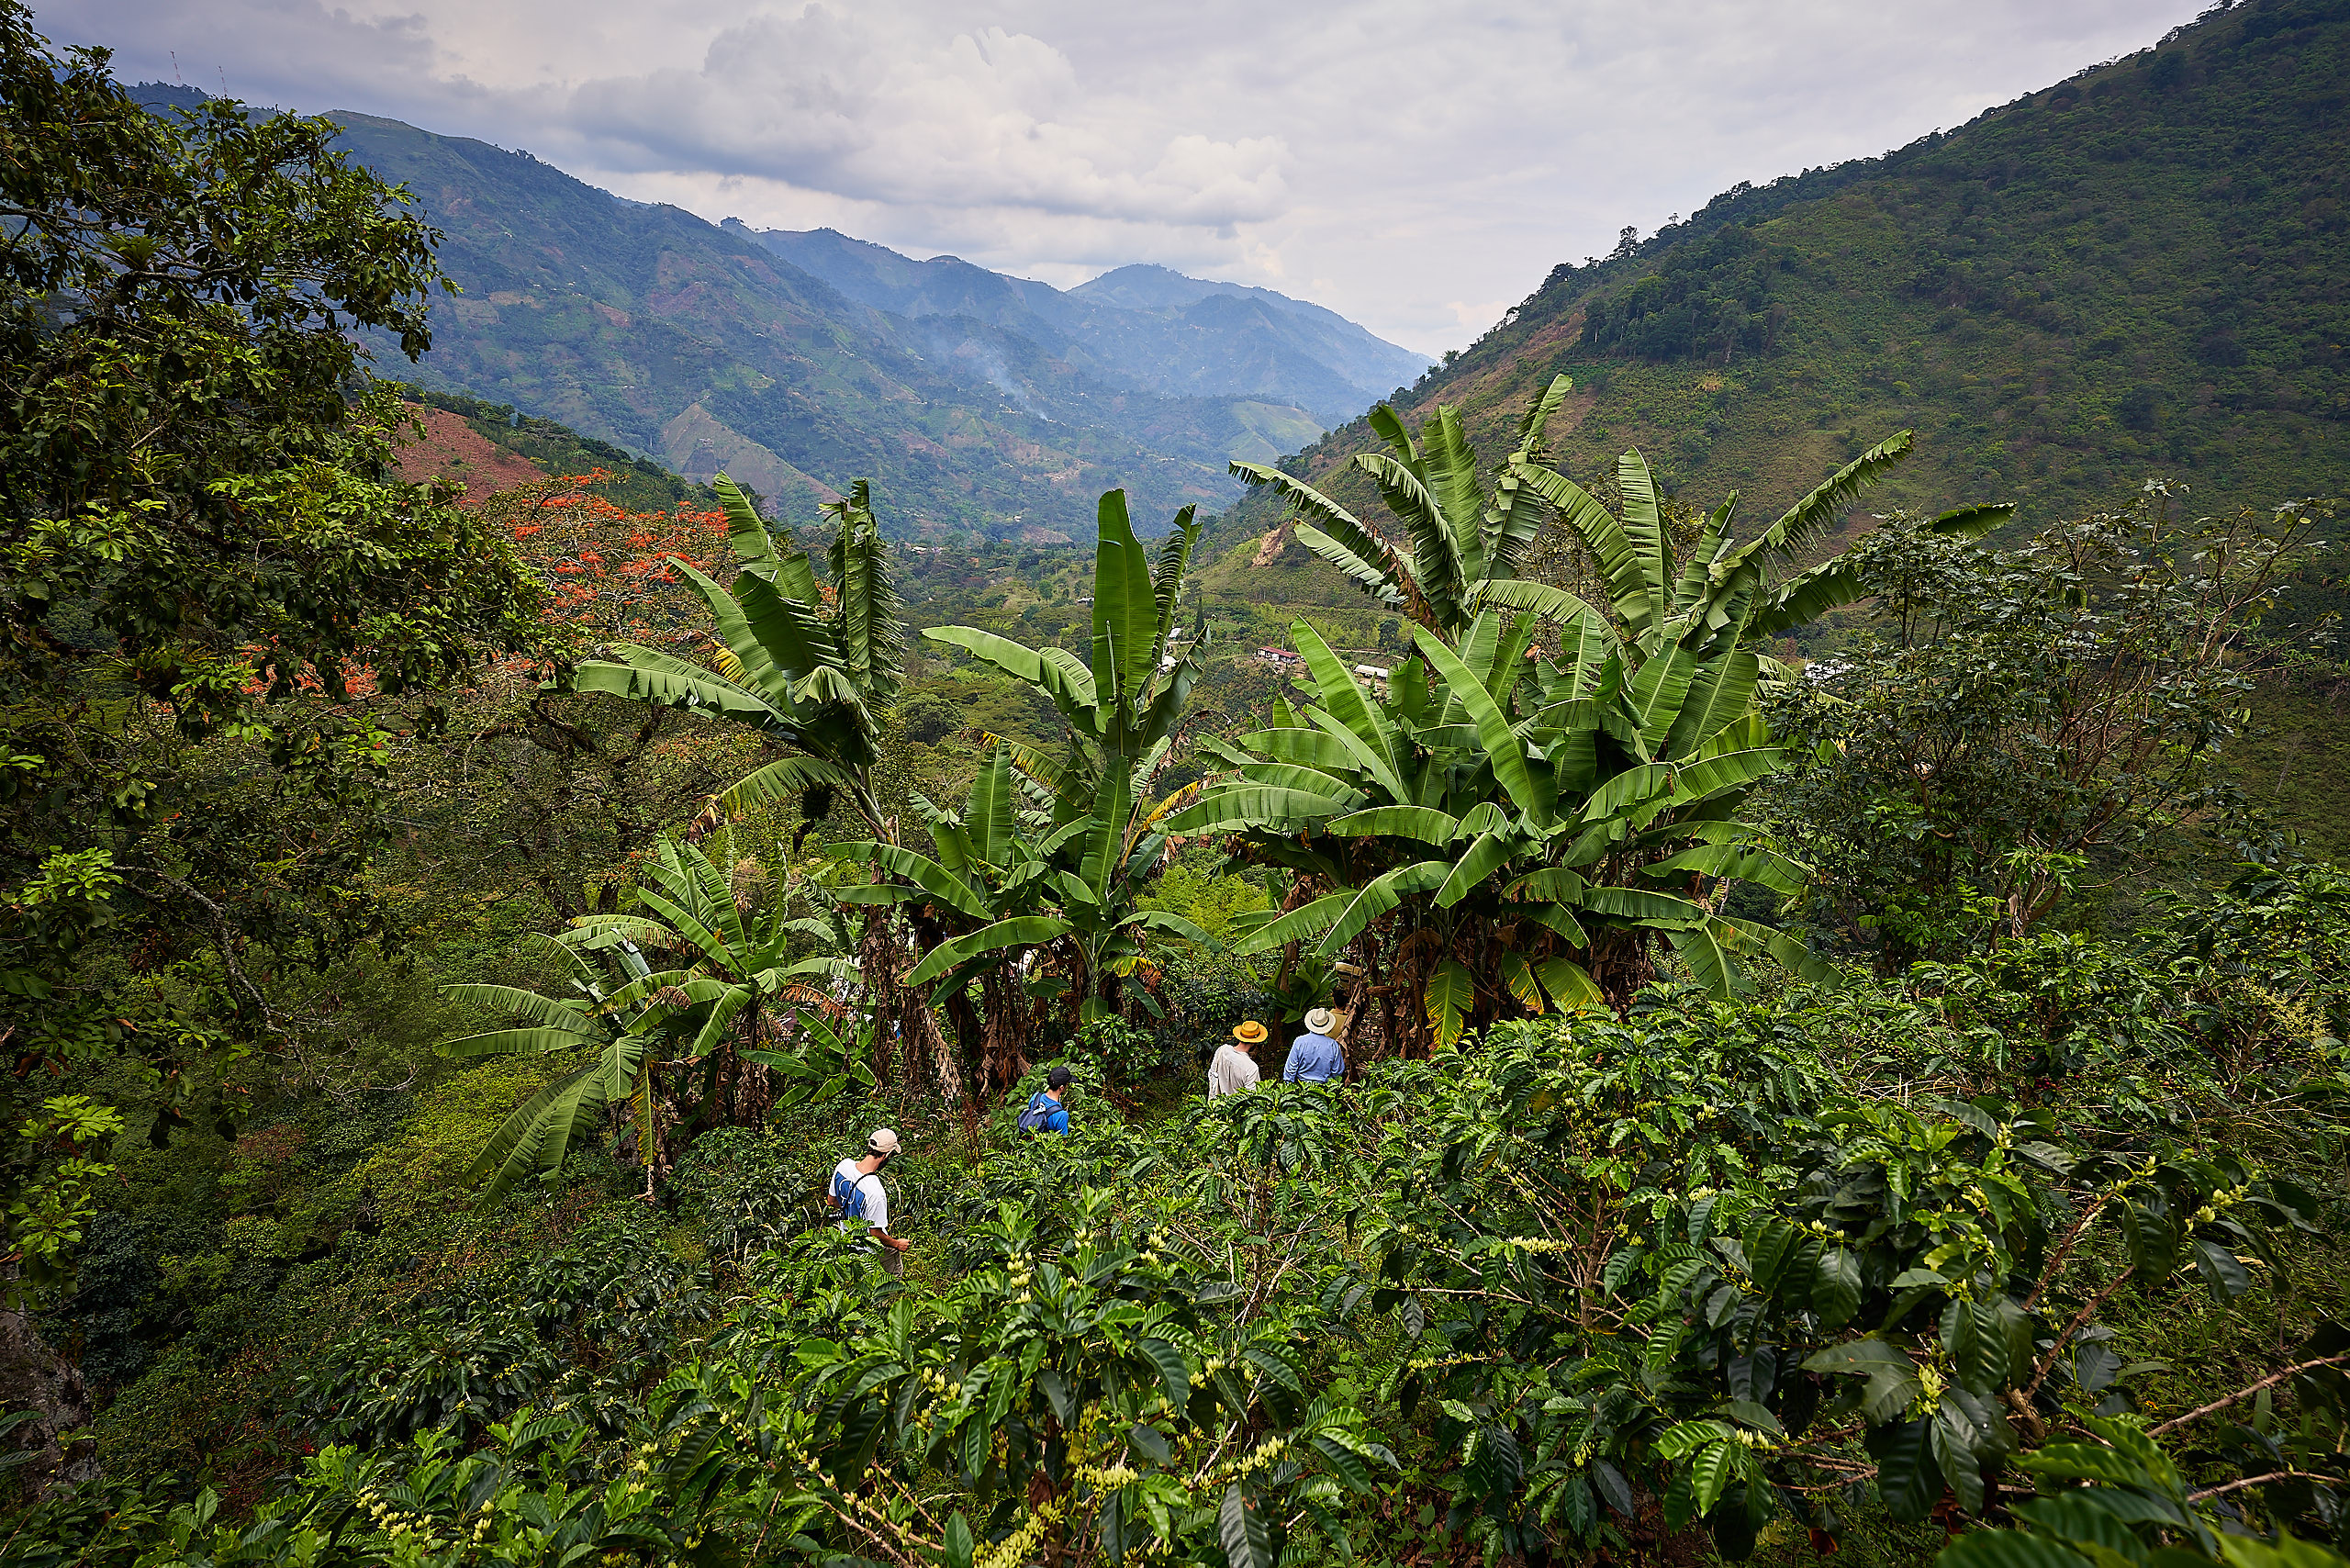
742 228 1426 427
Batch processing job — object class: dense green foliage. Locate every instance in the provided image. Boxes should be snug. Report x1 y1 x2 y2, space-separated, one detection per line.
0 5 542 1287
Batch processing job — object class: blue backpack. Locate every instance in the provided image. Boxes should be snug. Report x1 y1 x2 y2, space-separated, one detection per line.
1016 1092 1058 1134
832 1168 872 1220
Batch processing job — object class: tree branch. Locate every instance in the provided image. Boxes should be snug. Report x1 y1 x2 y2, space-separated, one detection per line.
2149 1353 2350 1438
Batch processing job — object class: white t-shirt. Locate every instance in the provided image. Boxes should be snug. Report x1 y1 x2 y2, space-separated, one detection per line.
1207 1043 1261 1098
831 1156 890 1235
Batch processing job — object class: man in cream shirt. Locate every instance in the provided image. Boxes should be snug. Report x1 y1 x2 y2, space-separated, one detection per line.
1208 1020 1266 1097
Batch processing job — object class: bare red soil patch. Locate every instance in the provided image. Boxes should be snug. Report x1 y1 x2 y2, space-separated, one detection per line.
391 404 547 502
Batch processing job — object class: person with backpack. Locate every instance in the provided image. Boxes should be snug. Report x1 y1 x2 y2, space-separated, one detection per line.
830 1128 910 1275
1209 1021 1266 1097
1282 1008 1347 1084
1017 1065 1073 1134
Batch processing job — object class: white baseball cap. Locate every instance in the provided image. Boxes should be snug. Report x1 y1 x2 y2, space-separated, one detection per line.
867 1127 901 1156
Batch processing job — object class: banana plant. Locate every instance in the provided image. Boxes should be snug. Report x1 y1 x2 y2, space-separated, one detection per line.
1179 384 2011 1045
443 835 864 1206
568 473 901 837
567 474 972 1100
1233 376 1599 636
1238 373 2009 653
845 491 1215 1034
1170 612 1811 1045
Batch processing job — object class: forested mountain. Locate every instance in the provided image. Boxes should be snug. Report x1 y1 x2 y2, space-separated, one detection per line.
321 111 1335 540
129 90 1408 543
738 227 1427 426
1220 0 2347 558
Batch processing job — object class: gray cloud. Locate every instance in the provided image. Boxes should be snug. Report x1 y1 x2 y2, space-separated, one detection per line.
37 0 2207 354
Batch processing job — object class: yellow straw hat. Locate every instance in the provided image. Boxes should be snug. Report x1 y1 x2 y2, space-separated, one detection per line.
1232 1020 1269 1045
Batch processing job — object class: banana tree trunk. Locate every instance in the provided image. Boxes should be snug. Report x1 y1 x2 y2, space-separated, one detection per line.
858 908 963 1106
1584 927 1656 1013
980 962 1030 1102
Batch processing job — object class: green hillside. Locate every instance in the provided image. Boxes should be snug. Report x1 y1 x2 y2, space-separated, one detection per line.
1213 0 2347 563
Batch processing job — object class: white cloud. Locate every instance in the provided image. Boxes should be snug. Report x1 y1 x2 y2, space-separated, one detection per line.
34 0 2210 356
568 7 1285 227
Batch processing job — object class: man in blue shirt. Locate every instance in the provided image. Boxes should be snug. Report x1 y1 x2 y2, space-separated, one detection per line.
1283 1008 1347 1084
1019 1065 1073 1134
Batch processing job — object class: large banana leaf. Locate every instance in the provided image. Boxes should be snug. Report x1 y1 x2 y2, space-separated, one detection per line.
1626 644 1697 756
569 653 789 734
1293 523 1414 613
1426 405 1489 592
966 745 1016 870
834 843 990 922
441 986 597 1033
714 755 850 817
1147 507 1200 677
631 882 737 978
823 479 905 708
1168 785 1357 834
1242 725 1364 775
1436 832 1515 908
1290 622 1404 799
924 626 1100 720
1746 502 2014 640
1641 841 1810 898
710 474 775 566
1362 406 1467 629
1319 860 1449 954
1233 891 1360 956
1231 460 1429 624
1482 374 1575 576
464 1031 646 1208
1666 745 1785 806
1326 805 1459 844
1091 489 1159 707
1662 652 1760 761
1668 921 1745 999
1668 492 1739 618
1506 463 1659 643
1410 625 1546 823
904 916 1075 988
442 1025 604 1058
1425 960 1476 1050
1581 885 1711 925
1749 429 1914 559
1616 450 1674 647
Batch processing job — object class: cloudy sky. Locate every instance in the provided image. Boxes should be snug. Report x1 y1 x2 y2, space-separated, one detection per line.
39 0 2202 355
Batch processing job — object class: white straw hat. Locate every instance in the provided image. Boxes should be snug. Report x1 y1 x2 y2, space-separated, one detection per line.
1304 1007 1336 1034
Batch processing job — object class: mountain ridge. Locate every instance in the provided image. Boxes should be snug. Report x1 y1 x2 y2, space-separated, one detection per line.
732 227 1427 427
125 92 1418 543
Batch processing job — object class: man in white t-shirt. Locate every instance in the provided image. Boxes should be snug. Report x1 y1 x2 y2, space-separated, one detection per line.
1209 1020 1266 1097
829 1127 910 1276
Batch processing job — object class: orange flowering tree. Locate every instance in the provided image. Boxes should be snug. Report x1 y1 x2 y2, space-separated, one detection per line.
384 474 778 924
486 471 735 649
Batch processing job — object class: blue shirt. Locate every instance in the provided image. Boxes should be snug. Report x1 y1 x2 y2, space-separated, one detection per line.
1023 1091 1070 1135
1282 1033 1346 1083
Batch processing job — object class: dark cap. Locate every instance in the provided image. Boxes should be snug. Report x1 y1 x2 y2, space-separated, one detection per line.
1046 1065 1073 1089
